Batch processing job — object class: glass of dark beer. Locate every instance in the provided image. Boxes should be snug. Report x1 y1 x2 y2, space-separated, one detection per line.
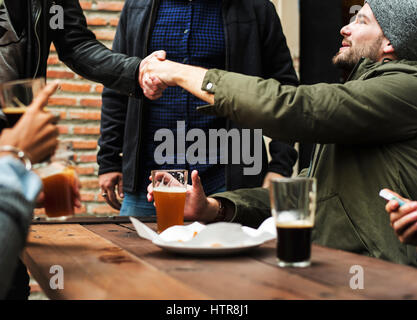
270 177 317 268
0 78 45 127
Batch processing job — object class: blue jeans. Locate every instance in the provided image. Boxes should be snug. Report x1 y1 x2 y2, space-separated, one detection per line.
120 192 156 217
120 185 227 217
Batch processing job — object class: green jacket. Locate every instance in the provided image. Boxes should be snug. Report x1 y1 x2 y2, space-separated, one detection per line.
200 58 417 266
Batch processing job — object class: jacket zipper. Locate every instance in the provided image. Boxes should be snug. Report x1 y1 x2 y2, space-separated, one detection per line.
33 1 42 78
133 0 159 192
307 57 366 177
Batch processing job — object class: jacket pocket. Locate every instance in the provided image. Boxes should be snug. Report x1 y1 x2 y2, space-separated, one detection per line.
313 194 371 255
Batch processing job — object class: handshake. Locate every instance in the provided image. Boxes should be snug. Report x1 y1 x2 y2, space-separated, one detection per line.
137 50 213 104
138 50 175 100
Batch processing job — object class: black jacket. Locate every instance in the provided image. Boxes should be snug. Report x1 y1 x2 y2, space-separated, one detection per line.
98 0 299 193
5 0 140 96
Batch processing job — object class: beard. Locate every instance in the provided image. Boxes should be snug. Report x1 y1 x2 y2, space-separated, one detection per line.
332 36 384 70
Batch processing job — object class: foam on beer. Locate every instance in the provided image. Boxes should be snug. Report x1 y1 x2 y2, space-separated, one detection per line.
274 210 314 228
153 186 186 193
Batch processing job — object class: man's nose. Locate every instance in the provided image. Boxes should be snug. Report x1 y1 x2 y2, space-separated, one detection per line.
340 24 352 37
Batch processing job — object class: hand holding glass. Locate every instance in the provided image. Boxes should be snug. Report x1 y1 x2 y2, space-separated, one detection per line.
152 169 188 233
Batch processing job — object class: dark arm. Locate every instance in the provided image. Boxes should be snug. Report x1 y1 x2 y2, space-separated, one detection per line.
211 187 271 228
52 0 142 97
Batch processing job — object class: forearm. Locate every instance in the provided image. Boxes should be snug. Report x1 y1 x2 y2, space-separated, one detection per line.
198 69 417 144
210 188 271 228
172 63 214 104
59 41 141 97
54 0 141 97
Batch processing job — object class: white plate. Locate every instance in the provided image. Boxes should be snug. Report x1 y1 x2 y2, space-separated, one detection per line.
130 216 276 256
153 240 265 256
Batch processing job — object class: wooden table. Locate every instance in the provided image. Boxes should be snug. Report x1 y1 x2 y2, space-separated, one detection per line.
23 218 417 300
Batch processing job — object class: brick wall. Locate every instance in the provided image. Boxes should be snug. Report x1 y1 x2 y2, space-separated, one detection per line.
43 0 125 216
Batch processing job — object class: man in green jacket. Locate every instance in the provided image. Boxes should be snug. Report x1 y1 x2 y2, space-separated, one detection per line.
143 1 417 266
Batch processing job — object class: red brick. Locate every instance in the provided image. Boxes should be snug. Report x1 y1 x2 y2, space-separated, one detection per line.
90 204 120 214
87 17 107 26
109 18 119 26
60 83 92 93
75 166 96 175
79 1 92 10
96 1 124 11
73 126 100 135
47 70 75 79
80 98 102 108
81 178 99 189
93 30 116 41
78 154 97 163
80 192 96 202
47 56 59 65
72 141 98 150
95 85 104 93
69 112 101 120
48 97 77 106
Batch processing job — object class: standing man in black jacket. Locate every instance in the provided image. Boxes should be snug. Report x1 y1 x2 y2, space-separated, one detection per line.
1 0 143 299
98 0 299 216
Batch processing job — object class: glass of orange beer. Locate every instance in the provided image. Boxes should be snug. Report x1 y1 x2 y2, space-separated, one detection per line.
0 78 45 127
34 142 77 221
152 169 188 233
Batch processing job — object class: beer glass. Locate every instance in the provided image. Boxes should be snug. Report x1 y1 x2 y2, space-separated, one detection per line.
270 177 317 267
0 78 45 127
152 169 188 233
34 142 77 221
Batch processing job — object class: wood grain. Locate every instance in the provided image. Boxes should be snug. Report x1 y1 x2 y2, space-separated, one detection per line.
86 224 364 299
24 222 417 300
23 224 210 300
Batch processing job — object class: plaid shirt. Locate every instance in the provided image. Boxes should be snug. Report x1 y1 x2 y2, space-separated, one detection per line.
140 0 226 195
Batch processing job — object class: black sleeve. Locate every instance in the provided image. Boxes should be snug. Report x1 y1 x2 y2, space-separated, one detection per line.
97 6 131 174
260 1 299 176
260 1 299 86
52 0 142 97
267 140 298 177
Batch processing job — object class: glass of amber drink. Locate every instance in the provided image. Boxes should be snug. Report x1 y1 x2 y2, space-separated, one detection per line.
0 78 45 127
34 142 77 221
152 169 188 233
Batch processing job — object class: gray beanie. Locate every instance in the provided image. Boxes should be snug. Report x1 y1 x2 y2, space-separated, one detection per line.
366 0 417 61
